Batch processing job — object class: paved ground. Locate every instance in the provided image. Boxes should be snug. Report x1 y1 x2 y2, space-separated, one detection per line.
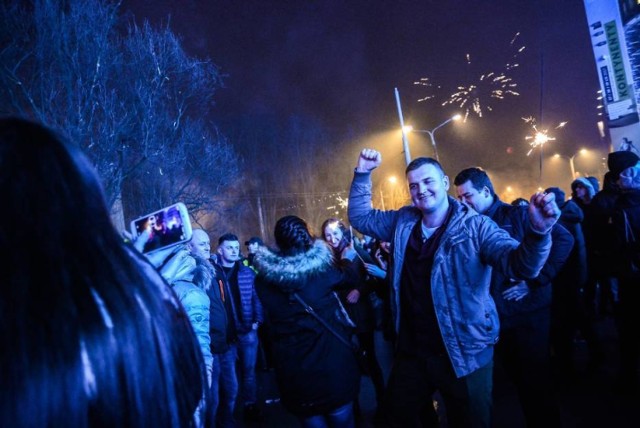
238 317 639 427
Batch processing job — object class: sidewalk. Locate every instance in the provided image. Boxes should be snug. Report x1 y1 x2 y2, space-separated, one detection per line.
242 320 639 427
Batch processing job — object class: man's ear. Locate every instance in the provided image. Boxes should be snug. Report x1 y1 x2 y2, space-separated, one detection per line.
443 175 450 191
482 186 491 198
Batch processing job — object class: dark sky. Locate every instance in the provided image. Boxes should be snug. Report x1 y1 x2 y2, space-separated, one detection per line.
124 0 603 193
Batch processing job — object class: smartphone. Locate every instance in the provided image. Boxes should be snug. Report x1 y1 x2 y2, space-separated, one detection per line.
130 202 193 254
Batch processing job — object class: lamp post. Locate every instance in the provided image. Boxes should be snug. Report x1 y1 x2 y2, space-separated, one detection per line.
553 149 587 180
404 114 461 162
379 176 398 210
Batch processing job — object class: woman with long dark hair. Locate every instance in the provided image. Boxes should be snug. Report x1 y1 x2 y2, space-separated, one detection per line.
321 218 385 413
253 215 360 428
0 118 205 426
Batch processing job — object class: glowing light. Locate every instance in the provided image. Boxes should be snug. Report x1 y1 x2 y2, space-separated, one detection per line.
415 33 524 121
388 176 398 184
413 77 440 102
523 116 567 156
336 196 349 209
402 125 413 133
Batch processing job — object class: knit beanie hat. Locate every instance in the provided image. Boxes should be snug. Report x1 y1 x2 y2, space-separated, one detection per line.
608 151 639 180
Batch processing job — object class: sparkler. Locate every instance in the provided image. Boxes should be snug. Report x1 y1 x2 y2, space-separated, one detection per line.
523 116 568 156
415 33 524 121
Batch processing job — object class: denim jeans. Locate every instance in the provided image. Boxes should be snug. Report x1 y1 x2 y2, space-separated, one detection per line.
237 329 259 406
298 402 355 428
209 348 238 428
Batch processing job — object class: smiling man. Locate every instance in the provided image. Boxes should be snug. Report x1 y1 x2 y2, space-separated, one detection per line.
348 149 560 427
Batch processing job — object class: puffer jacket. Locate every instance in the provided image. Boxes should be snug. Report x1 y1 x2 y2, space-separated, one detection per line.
348 171 551 377
172 280 213 377
253 240 360 417
214 262 264 335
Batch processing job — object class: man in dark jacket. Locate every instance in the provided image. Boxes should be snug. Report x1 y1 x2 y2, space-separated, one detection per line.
589 173 621 316
455 168 572 427
545 187 603 377
215 233 264 422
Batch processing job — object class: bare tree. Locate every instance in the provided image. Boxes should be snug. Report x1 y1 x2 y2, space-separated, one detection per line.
230 113 352 238
0 0 239 228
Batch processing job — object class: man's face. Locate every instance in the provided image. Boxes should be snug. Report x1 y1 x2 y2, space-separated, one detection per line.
456 180 493 214
575 185 587 200
218 240 240 266
323 222 344 249
188 230 211 260
407 164 450 214
247 242 259 255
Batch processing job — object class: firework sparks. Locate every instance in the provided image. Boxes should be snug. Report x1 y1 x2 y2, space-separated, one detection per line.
523 116 568 156
415 33 524 120
336 196 349 209
413 77 440 102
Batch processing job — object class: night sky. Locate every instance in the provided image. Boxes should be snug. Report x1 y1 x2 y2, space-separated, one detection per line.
124 0 603 196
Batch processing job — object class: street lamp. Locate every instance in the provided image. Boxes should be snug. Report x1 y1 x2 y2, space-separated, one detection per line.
379 176 398 210
553 149 588 179
403 114 462 162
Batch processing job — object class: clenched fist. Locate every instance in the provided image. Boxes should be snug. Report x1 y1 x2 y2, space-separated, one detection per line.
356 148 382 173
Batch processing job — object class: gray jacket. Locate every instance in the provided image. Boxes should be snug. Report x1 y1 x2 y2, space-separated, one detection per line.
348 171 551 377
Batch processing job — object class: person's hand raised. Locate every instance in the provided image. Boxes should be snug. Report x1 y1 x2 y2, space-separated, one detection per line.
528 191 560 234
356 149 382 173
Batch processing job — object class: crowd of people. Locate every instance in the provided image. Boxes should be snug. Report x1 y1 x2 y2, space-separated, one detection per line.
2 117 640 427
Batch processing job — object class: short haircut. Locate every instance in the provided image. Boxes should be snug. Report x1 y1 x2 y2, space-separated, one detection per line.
405 157 445 176
218 233 239 246
453 167 495 196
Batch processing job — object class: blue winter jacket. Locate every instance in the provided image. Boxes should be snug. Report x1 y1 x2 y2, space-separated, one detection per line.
348 171 551 377
215 262 264 336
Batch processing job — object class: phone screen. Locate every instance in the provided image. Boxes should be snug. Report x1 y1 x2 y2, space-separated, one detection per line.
133 205 189 253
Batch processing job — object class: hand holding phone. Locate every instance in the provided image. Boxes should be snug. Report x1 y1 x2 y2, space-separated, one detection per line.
130 202 192 254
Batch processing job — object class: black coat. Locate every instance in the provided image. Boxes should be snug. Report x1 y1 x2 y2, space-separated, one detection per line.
485 198 574 327
613 189 640 279
253 240 360 417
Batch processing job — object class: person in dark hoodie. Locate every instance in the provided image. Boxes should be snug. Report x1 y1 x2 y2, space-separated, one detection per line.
254 215 360 427
570 177 600 320
455 168 572 427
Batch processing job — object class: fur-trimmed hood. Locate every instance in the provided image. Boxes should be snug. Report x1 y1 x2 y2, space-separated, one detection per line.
253 239 335 293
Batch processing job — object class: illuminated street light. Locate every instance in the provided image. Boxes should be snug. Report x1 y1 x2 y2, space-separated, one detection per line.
553 148 588 179
404 114 462 162
379 175 400 210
